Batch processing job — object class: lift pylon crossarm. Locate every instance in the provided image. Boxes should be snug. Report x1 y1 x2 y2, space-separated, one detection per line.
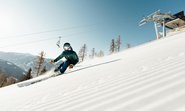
139 10 176 39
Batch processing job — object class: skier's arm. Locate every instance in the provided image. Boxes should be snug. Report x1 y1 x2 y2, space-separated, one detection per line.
54 54 63 62
60 57 67 62
50 56 67 65
53 51 68 63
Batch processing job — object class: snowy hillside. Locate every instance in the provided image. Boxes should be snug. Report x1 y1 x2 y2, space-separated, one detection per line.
0 52 34 71
1 31 185 111
0 59 26 80
0 52 52 72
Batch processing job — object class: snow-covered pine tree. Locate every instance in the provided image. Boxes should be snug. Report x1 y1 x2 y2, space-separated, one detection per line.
110 39 115 54
127 43 131 48
0 74 17 88
3 76 17 86
41 66 47 75
34 51 45 76
78 44 87 62
0 73 7 87
20 68 32 81
91 48 95 59
116 35 121 52
98 50 104 57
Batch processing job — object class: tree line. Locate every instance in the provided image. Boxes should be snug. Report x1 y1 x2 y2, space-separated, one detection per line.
78 35 131 62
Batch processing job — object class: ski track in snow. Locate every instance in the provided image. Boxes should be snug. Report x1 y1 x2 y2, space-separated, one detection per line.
1 32 185 111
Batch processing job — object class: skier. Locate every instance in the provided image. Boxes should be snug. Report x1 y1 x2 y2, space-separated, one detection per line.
50 42 79 75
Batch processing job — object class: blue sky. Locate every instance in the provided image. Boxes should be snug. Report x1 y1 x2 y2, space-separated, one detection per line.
0 0 185 58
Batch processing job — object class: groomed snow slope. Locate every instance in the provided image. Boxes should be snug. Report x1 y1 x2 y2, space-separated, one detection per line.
1 32 185 111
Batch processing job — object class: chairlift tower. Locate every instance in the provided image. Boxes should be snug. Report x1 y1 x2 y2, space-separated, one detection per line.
139 10 175 39
56 36 62 48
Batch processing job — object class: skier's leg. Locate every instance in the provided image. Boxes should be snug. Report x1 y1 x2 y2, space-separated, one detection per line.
59 61 70 74
54 62 64 72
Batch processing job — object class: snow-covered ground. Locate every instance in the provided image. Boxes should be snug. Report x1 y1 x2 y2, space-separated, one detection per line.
1 31 185 111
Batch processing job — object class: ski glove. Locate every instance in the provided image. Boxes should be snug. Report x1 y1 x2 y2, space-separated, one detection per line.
69 64 74 69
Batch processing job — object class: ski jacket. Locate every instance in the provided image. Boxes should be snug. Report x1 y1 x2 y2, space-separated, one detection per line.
54 50 79 65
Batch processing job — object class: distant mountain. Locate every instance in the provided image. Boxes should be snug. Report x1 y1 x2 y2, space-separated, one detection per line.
0 59 26 80
0 51 53 73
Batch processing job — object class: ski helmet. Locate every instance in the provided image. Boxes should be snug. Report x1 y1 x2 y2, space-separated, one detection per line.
63 42 71 50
